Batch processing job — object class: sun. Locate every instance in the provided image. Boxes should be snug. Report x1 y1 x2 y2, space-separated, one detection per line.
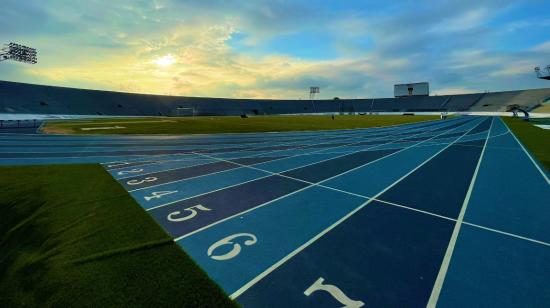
153 54 176 67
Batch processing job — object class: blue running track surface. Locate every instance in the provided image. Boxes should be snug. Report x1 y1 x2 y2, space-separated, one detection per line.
1 116 549 308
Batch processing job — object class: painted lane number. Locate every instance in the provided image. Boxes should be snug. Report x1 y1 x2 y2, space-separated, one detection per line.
127 177 157 186
144 190 178 201
117 168 143 176
207 233 257 261
304 277 364 308
167 204 211 222
106 161 129 168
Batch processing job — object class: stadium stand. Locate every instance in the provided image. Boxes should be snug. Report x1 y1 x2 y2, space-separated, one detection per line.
1 80 549 117
469 88 550 112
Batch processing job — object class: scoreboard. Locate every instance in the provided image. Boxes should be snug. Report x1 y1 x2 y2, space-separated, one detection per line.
394 82 429 97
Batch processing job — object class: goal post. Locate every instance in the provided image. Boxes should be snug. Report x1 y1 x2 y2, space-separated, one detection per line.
175 107 196 117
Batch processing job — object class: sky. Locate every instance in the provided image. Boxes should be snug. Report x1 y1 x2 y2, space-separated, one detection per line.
1 0 550 99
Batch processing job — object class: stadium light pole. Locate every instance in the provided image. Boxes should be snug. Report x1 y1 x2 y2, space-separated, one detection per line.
0 42 38 64
309 86 319 114
534 65 550 80
1 42 38 129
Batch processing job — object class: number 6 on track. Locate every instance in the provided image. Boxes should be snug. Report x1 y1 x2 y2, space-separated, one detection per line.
144 191 177 201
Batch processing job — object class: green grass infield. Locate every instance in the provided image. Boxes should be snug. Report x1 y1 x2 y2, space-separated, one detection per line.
502 117 550 171
42 114 442 135
0 164 238 307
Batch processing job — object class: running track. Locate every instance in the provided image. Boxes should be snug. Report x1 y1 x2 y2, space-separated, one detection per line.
1 116 549 307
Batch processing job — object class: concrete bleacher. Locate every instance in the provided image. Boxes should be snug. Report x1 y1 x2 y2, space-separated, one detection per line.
469 89 550 112
1 80 549 117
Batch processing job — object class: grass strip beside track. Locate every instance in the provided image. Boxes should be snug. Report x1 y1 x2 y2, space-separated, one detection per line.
502 117 550 171
42 115 441 135
0 164 237 307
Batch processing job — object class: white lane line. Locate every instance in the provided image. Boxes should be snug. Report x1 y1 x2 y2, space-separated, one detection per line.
99 130 362 166
415 141 522 152
115 159 218 180
4 118 455 160
133 119 466 194
174 120 468 241
228 119 483 299
101 153 200 165
155 119 473 213
170 122 477 242
173 181 318 242
131 136 387 191
426 117 493 308
144 174 273 212
192 117 478 198
122 117 457 177
113 137 318 179
144 127 424 211
105 155 214 170
0 134 314 155
500 118 550 185
0 153 187 160
462 221 550 247
115 128 392 179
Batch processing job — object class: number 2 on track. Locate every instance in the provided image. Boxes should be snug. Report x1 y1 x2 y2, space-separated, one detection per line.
106 162 129 168
117 168 143 176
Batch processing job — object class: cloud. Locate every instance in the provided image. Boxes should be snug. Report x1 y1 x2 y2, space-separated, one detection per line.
433 87 480 95
531 40 550 52
2 0 550 99
429 8 490 33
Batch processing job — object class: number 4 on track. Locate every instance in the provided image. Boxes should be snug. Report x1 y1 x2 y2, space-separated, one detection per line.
144 191 177 201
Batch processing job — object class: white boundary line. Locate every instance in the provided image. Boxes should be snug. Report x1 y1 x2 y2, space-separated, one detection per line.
426 117 493 307
229 118 484 299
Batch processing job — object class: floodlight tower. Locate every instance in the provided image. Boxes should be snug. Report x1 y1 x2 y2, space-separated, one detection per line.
0 42 38 64
309 86 319 113
534 65 550 80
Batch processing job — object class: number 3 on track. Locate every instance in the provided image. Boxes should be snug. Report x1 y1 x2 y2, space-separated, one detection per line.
127 177 157 186
144 191 177 201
